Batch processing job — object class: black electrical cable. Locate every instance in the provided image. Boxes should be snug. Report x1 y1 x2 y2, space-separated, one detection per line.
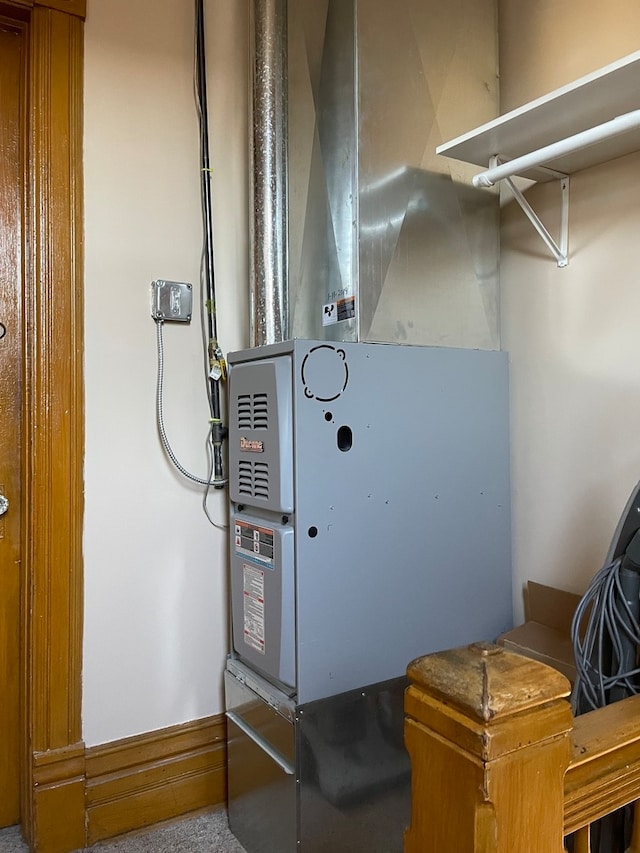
195 0 226 486
571 556 640 713
570 524 640 852
571 554 640 852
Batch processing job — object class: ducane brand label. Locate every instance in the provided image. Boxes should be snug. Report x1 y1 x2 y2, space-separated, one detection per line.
240 436 264 452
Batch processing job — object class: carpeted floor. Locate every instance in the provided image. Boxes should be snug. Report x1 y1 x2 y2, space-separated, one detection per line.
0 809 247 853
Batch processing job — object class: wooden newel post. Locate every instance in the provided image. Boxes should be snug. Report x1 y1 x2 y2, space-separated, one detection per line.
404 642 574 853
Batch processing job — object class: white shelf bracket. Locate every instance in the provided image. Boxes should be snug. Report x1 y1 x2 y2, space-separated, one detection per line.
490 156 570 268
505 173 570 268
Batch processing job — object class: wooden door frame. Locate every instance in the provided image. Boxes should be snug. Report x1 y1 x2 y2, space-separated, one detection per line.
2 1 85 851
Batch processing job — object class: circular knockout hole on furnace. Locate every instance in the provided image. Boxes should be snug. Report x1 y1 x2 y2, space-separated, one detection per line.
337 425 352 452
308 526 318 538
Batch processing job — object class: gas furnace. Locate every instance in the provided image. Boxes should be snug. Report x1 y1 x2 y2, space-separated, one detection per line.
225 339 512 852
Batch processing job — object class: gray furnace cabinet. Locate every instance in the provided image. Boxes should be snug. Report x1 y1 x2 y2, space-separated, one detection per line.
225 339 512 852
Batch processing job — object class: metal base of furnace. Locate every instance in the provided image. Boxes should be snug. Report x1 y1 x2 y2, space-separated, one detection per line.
225 660 410 853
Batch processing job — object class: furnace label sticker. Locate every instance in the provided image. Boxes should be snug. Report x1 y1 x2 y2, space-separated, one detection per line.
322 296 356 326
235 520 274 568
243 563 265 654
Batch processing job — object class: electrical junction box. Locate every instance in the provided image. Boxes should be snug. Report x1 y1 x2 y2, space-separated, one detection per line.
150 279 192 322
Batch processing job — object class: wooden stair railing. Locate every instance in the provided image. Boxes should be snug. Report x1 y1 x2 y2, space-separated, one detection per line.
404 642 640 852
566 696 640 852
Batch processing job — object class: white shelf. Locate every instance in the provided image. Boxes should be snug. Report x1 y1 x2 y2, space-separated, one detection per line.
438 50 640 182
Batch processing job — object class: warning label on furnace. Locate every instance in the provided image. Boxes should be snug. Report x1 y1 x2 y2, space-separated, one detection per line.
243 563 265 654
322 296 356 326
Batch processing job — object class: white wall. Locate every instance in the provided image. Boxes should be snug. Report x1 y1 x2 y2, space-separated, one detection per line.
83 0 249 746
83 0 640 745
498 1 640 619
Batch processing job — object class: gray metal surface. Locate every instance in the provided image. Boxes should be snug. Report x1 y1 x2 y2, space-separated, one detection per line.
227 657 297 719
225 669 297 853
291 339 511 702
283 0 500 348
228 355 294 514
225 664 410 853
250 0 289 347
150 280 192 322
287 0 358 344
297 678 410 852
227 339 512 705
229 512 296 689
356 0 500 348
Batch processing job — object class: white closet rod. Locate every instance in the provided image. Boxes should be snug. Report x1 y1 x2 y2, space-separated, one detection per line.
472 109 640 188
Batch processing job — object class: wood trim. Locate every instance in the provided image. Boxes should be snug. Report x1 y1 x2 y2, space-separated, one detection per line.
85 715 228 845
1 0 86 18
404 645 573 853
0 0 32 12
35 0 85 18
31 744 86 853
0 14 27 829
564 693 640 834
21 4 85 851
11 5 225 850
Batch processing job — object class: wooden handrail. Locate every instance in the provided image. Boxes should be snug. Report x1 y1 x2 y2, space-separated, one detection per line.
405 643 640 852
565 694 640 834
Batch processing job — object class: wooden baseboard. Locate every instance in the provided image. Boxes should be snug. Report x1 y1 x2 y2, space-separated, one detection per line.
85 714 227 845
31 743 87 853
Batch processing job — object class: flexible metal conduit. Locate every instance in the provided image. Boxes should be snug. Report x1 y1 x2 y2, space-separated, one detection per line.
250 0 289 346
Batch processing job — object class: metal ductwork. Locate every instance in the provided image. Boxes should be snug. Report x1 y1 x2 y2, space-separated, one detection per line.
250 0 288 347
250 0 500 350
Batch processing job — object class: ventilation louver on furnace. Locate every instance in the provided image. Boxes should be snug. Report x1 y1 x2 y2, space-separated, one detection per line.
237 460 270 501
236 392 270 502
237 392 269 430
